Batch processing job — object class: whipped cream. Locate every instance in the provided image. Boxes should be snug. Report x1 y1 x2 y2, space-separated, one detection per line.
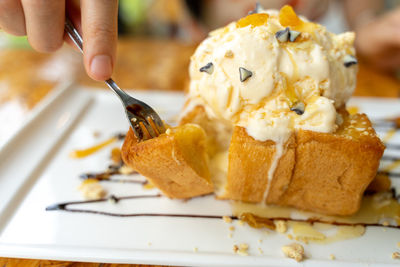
186 7 357 143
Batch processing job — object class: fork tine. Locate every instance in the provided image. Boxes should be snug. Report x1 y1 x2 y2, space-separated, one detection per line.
152 115 166 133
147 116 161 136
141 119 158 139
132 123 145 140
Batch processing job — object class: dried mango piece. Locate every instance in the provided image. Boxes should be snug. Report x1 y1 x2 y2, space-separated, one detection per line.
237 13 269 28
279 5 317 33
279 5 302 27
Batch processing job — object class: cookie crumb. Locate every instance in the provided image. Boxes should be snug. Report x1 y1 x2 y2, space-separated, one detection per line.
237 243 249 256
282 243 305 262
382 221 390 226
223 216 233 223
225 50 234 58
233 244 239 253
229 226 235 231
392 252 400 259
147 242 152 246
397 242 400 248
119 164 135 175
330 254 336 260
193 247 198 252
78 179 106 200
238 220 245 226
258 247 264 254
228 233 233 238
258 239 263 244
287 234 293 240
275 220 288 233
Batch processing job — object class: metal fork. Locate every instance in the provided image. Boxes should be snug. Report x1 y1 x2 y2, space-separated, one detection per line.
64 18 166 141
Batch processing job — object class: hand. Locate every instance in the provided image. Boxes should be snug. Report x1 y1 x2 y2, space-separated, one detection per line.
355 7 400 72
0 0 118 81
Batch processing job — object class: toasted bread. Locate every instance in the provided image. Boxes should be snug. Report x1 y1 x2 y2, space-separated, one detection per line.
121 124 213 198
222 112 384 215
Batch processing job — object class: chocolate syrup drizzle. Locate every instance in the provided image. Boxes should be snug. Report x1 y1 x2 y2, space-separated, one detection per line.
46 194 233 219
45 193 400 229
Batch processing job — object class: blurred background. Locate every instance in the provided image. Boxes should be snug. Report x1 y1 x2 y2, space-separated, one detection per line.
1 0 400 144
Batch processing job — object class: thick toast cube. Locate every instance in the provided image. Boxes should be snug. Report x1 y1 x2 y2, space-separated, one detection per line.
121 124 213 198
223 113 384 215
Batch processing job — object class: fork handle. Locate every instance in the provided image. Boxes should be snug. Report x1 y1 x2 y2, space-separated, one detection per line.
64 18 131 102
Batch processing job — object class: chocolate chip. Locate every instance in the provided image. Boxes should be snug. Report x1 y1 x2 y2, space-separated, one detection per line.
276 27 290 42
289 30 301 42
239 67 253 82
248 2 264 14
199 62 214 74
343 55 358 67
290 101 305 115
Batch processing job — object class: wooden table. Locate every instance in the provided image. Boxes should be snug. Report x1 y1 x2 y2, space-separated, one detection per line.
0 40 399 266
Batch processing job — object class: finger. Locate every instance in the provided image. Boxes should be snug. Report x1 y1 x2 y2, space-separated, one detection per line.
21 0 65 53
0 0 26 36
81 0 118 81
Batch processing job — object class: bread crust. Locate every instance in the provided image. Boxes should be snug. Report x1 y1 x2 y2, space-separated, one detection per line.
224 113 384 215
121 124 213 198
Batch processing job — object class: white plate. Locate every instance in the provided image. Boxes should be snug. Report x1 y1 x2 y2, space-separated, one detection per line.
0 89 399 267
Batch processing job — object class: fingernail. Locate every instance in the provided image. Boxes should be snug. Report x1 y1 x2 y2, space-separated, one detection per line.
90 55 112 80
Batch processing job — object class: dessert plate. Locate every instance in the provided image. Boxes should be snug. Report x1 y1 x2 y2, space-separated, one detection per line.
0 88 399 267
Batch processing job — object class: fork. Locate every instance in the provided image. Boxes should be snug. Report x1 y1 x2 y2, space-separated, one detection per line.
64 18 166 141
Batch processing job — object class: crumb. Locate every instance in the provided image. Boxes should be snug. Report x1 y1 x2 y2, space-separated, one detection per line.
193 247 198 252
229 226 235 231
382 221 390 226
392 252 400 259
78 179 106 200
330 254 336 260
223 216 232 223
119 164 135 175
258 239 263 244
287 234 293 240
93 131 101 138
228 233 233 238
225 50 234 58
281 243 305 262
233 243 249 256
148 242 152 246
238 220 244 226
397 242 400 248
258 247 264 254
237 243 249 256
275 220 288 233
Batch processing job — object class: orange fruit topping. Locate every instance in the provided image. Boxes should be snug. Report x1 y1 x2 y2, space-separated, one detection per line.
237 13 269 28
279 5 303 27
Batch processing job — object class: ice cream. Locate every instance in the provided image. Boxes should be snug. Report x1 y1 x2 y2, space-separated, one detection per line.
186 5 358 144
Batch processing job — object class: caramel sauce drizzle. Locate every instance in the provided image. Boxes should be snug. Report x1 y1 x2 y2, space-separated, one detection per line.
70 133 125 159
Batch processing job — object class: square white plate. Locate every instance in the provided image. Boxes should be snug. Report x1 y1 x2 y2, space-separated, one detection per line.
0 88 399 266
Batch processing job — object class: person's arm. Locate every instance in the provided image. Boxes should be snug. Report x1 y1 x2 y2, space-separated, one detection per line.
0 0 118 81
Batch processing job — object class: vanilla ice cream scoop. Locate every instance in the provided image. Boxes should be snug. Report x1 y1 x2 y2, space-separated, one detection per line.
186 5 358 143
